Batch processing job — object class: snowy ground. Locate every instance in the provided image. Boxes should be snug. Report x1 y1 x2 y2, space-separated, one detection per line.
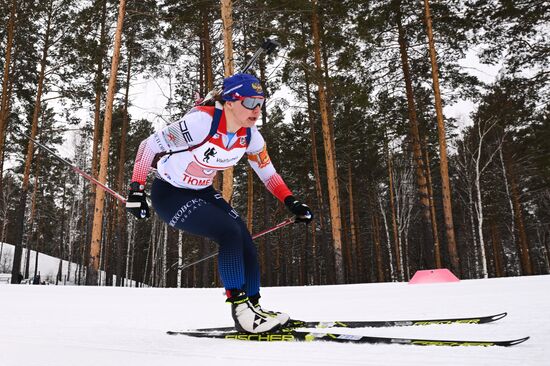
0 243 78 284
0 243 133 286
0 273 548 366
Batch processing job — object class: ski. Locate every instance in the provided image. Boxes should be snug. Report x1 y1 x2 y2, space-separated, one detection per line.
181 312 507 333
289 311 508 329
166 328 529 347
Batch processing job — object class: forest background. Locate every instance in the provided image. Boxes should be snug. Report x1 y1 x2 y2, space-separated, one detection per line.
0 0 548 288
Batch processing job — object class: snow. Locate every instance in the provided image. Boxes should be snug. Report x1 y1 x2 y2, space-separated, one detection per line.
0 271 548 366
0 243 77 284
0 243 135 286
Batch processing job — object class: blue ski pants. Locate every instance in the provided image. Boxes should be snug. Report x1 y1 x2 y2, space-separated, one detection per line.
150 178 260 296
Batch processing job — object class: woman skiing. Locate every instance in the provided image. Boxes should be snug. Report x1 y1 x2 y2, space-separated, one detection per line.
126 73 313 333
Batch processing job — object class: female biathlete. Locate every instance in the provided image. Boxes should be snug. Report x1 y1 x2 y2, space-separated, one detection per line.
126 73 313 333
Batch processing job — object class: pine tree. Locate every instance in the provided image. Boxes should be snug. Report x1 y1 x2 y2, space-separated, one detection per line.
88 0 127 285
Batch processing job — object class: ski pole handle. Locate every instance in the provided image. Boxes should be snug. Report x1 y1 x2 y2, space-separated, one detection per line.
241 38 280 73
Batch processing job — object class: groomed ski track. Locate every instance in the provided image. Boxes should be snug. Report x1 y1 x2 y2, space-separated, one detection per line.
1 274 548 366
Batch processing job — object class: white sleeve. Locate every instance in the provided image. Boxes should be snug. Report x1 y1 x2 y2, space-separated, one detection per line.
130 110 211 184
246 127 293 202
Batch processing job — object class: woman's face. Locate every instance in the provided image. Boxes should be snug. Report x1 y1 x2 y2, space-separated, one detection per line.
226 97 264 129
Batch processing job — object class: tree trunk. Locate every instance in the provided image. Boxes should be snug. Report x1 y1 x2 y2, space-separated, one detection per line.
473 124 488 278
201 10 214 94
378 195 395 281
91 0 108 180
85 0 108 282
395 159 415 280
162 226 168 287
274 235 281 286
423 137 441 267
104 202 116 286
370 191 384 282
395 2 435 269
423 0 459 274
503 144 533 275
126 219 135 286
301 218 309 285
255 54 270 286
498 146 517 275
33 223 40 282
301 24 326 281
199 11 220 190
197 236 206 286
57 180 67 284
0 0 16 188
114 47 132 286
311 0 344 284
25 158 42 280
11 3 52 283
79 181 88 285
473 119 502 278
220 0 235 202
87 0 127 285
467 183 478 278
347 163 358 282
385 138 403 281
177 231 183 288
0 178 15 261
143 220 154 286
341 198 350 282
490 219 503 277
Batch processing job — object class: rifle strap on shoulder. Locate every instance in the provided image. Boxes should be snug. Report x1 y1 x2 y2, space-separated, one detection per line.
151 102 224 168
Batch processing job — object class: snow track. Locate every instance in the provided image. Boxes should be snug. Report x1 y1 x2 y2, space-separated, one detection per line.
0 275 547 365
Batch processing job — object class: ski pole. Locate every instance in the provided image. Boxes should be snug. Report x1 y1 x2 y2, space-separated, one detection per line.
25 134 127 203
179 217 295 270
251 217 295 238
199 38 280 105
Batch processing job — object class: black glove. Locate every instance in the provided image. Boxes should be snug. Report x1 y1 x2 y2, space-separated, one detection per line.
284 195 313 223
126 182 150 219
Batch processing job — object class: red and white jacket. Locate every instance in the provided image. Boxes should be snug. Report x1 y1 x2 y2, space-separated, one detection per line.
131 105 293 202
